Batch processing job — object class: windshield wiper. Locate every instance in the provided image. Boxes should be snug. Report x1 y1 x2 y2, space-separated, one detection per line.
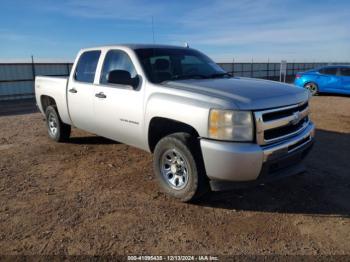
208 72 233 78
161 73 231 83
169 74 207 81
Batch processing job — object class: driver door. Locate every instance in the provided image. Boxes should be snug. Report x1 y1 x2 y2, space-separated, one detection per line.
93 49 145 148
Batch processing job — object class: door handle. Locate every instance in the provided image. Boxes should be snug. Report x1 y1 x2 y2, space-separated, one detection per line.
95 92 107 98
69 88 77 93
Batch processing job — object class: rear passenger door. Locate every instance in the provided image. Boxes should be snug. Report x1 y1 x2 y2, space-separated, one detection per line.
93 49 145 148
318 67 341 91
338 67 350 92
67 50 101 133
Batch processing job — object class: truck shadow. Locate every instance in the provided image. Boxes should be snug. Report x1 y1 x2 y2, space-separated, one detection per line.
68 136 120 145
197 129 350 217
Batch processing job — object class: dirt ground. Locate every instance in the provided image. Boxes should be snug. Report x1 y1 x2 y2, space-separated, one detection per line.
0 95 349 256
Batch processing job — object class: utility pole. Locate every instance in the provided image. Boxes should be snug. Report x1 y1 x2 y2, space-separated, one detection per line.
31 55 36 80
232 57 234 75
31 55 36 94
251 57 253 78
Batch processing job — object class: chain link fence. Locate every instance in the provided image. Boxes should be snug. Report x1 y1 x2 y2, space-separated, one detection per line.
217 62 350 82
0 63 72 101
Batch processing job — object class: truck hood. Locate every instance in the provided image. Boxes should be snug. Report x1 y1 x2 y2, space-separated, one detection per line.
162 77 309 110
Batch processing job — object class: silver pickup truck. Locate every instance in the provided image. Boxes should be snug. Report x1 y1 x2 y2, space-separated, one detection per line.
35 44 315 202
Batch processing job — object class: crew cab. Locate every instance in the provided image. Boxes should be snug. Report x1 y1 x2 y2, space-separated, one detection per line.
35 44 315 202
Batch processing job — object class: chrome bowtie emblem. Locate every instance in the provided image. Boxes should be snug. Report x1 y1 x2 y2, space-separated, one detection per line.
291 111 302 125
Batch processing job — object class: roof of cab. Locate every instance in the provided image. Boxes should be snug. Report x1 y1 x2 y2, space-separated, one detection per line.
81 43 190 51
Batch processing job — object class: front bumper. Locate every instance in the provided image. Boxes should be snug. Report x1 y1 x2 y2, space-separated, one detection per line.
200 122 315 191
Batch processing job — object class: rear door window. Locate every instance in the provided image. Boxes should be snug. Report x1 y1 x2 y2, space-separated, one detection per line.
339 68 350 76
74 50 101 83
319 67 338 76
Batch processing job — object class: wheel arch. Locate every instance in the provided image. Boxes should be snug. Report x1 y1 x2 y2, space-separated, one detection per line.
40 95 57 113
303 81 318 88
39 94 71 125
148 117 201 153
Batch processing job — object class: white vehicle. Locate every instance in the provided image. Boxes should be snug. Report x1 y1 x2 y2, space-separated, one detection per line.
35 44 315 202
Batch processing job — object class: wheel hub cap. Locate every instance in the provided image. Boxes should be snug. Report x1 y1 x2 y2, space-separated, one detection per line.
170 164 178 174
160 149 189 190
306 83 316 94
48 113 58 136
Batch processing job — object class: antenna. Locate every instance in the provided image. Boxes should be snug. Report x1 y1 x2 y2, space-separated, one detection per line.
151 16 155 44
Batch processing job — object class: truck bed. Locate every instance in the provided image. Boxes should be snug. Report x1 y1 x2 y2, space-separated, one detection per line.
35 76 72 125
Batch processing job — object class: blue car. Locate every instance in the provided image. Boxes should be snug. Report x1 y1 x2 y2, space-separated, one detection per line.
294 65 350 95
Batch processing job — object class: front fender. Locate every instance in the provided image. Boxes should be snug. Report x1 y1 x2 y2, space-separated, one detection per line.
144 93 210 143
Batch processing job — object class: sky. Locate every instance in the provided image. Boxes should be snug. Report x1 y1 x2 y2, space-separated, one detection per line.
0 0 349 62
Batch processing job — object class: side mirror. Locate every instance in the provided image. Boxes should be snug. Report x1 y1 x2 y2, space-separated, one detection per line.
107 70 139 89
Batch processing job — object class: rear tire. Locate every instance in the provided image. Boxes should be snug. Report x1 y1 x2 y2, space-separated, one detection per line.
304 82 318 96
153 132 209 202
45 106 71 142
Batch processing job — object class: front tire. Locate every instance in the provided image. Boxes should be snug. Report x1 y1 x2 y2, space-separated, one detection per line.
304 82 318 96
45 106 71 142
153 132 209 202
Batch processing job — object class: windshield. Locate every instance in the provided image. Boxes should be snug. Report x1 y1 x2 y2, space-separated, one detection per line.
134 48 229 83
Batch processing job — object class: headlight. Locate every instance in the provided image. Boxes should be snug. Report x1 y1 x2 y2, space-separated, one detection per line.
208 109 254 141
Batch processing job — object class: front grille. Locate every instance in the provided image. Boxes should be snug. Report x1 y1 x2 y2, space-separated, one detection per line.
254 101 310 145
263 102 308 122
264 116 308 140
